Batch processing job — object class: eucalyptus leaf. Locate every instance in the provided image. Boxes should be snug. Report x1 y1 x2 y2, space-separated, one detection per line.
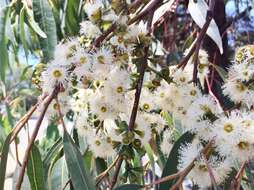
25 7 47 38
49 157 69 190
20 7 29 61
0 6 9 82
63 131 95 190
32 0 57 62
188 0 223 54
27 144 46 190
0 133 11 190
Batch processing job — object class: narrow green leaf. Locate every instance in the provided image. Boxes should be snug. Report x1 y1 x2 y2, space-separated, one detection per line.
0 6 9 82
159 132 195 190
114 184 143 190
32 0 57 62
0 133 11 190
27 144 46 190
63 131 95 190
20 7 29 62
43 137 62 172
49 157 69 190
62 0 81 35
25 7 47 38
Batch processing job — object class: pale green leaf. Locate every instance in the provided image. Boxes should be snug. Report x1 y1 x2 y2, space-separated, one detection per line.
27 144 46 190
0 6 9 82
32 0 57 62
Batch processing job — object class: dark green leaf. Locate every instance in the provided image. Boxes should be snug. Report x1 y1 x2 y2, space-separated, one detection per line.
95 157 107 175
27 144 46 190
159 132 195 190
20 7 29 61
114 184 143 190
32 0 57 62
0 133 11 190
63 131 95 190
0 6 9 82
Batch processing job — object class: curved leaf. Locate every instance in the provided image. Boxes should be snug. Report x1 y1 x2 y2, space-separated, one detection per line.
32 0 57 62
115 184 143 190
25 7 47 38
0 133 11 190
188 0 223 54
63 131 95 190
27 144 45 190
159 132 195 190
49 157 69 190
0 6 9 82
20 7 29 61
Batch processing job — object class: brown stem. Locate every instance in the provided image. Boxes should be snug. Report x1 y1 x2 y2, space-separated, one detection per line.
230 162 246 190
192 16 213 84
10 95 47 143
128 46 149 131
170 140 214 190
15 88 59 190
108 157 124 190
14 139 22 167
128 0 163 25
96 155 120 185
128 0 147 13
62 178 71 190
55 96 67 132
93 24 117 48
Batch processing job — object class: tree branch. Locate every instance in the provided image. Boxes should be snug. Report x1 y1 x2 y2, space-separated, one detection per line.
15 87 59 190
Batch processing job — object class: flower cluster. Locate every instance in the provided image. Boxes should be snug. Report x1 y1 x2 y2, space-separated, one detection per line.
223 45 254 106
35 0 254 188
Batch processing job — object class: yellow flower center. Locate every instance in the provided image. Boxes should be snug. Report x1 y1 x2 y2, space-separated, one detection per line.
223 123 234 133
100 106 107 113
235 51 244 63
143 103 150 110
201 105 211 113
198 164 208 172
116 86 123 93
190 89 197 96
236 82 246 92
97 55 105 64
238 141 249 150
95 140 101 146
117 36 124 43
53 103 59 110
53 70 62 78
80 57 87 64
179 77 186 82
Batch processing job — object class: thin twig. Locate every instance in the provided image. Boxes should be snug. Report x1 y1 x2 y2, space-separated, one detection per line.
62 178 71 190
10 95 46 143
96 155 120 185
15 88 59 190
170 140 214 190
128 0 163 25
14 139 22 167
108 157 124 190
230 162 246 190
55 96 67 132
